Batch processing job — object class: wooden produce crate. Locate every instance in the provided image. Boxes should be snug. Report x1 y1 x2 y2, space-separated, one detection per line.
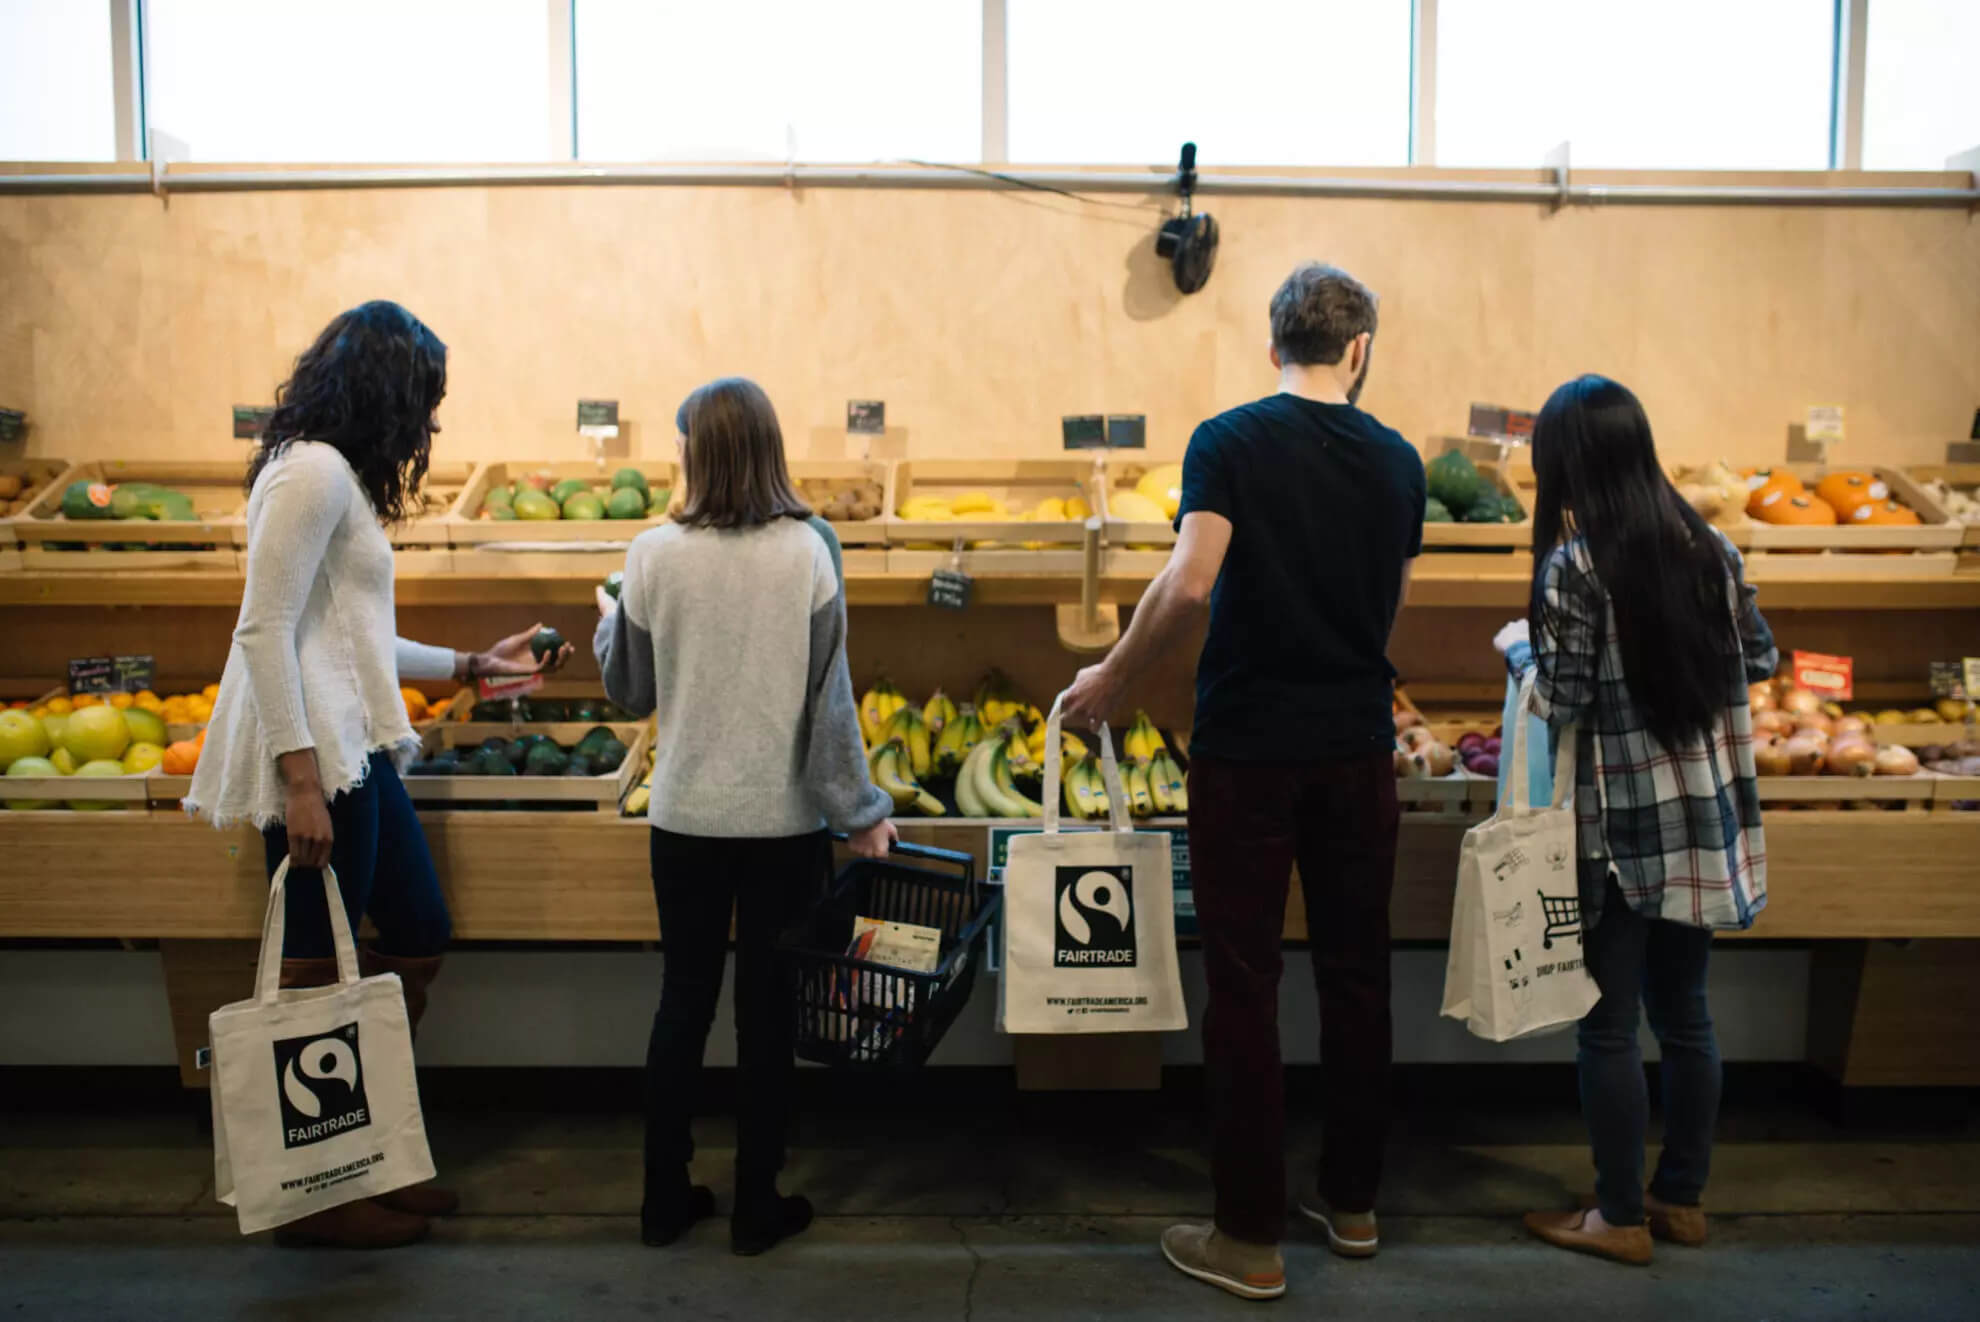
1396 771 1492 816
1758 774 1939 811
1095 459 1180 576
16 461 244 572
1903 464 1980 571
887 459 1097 575
1416 456 1534 571
0 458 74 572
792 460 891 574
390 462 477 576
0 766 153 814
401 721 650 812
448 460 676 577
1738 466 1961 565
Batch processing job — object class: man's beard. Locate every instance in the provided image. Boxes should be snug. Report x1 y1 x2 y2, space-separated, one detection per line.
1346 343 1374 406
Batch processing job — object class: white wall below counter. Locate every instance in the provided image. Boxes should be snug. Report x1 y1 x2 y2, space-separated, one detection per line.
0 946 1812 1071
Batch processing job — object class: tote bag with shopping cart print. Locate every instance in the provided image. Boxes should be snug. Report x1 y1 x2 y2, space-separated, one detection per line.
998 697 1187 1035
209 858 435 1235
1441 673 1601 1042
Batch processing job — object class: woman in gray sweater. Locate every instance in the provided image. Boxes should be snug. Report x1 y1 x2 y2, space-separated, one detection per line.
594 377 894 1255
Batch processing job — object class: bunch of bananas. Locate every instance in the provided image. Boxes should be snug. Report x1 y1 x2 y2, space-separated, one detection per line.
621 738 659 816
955 724 1045 819
1097 710 1188 821
923 689 957 734
870 737 945 816
932 706 987 776
858 678 910 746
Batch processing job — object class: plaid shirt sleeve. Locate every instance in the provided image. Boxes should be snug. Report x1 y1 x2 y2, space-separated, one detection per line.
1523 547 1600 727
1726 544 1779 683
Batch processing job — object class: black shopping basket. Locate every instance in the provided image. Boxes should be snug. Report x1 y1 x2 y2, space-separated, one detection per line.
779 841 999 1070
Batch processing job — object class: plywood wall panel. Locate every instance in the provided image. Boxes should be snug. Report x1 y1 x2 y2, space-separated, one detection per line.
2 184 1976 469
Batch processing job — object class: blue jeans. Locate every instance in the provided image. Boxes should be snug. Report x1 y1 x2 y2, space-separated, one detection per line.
262 751 452 961
1578 876 1720 1226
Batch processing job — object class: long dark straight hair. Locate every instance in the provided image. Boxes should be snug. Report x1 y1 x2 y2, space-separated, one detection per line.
1529 375 1740 751
672 377 811 530
246 300 447 525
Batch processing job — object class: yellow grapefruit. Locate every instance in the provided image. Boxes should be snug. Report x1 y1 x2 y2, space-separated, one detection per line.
69 759 128 811
49 747 78 775
121 742 165 774
0 710 51 770
62 704 131 763
4 755 58 810
122 707 167 747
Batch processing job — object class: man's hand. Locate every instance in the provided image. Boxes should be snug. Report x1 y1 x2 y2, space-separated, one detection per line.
1061 661 1124 729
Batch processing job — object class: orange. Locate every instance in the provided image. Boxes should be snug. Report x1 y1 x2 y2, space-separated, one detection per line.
187 697 213 722
44 696 73 715
400 688 428 721
71 694 101 709
201 683 220 702
107 692 134 709
162 740 201 776
134 691 164 713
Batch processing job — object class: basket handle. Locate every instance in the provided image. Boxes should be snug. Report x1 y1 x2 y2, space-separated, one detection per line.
831 834 980 915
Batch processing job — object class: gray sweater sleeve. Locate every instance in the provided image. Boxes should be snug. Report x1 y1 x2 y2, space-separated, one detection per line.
804 583 892 833
593 547 658 718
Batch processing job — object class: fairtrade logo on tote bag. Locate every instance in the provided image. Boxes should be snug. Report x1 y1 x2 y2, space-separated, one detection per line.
1055 866 1137 967
273 1024 372 1149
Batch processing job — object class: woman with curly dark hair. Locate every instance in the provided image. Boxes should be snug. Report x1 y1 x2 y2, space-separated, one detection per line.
187 300 571 1249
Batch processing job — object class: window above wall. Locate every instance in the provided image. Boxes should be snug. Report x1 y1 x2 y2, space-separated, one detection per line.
144 0 555 161
1005 0 1413 166
1435 0 1835 170
0 0 116 161
574 0 981 162
1861 0 1980 169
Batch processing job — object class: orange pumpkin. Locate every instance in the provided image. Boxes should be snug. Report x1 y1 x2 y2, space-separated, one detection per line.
1755 492 1837 526
1744 467 1804 516
162 740 201 776
1849 498 1920 526
1813 471 1886 520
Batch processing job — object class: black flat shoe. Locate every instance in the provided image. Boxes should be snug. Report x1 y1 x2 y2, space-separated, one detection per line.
731 1193 814 1256
641 1185 717 1247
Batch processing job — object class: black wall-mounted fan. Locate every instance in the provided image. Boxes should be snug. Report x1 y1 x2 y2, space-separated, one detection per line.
1155 142 1218 295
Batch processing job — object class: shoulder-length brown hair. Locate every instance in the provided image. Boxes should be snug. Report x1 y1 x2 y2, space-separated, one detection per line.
672 377 812 530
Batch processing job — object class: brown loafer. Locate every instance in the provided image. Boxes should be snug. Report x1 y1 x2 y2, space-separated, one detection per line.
1578 1192 1707 1247
1523 1208 1652 1266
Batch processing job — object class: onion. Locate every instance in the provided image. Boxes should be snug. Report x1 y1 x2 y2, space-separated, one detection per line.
1782 687 1823 717
1394 710 1424 734
1465 752 1500 776
1457 732 1485 754
1753 710 1795 738
1483 736 1503 756
1782 733 1826 776
1402 725 1438 751
1402 750 1432 779
1825 738 1878 777
1820 701 1845 720
1424 741 1456 776
1874 745 1920 777
1833 715 1873 741
1749 683 1779 713
1392 749 1411 777
1796 712 1835 738
1754 737 1791 777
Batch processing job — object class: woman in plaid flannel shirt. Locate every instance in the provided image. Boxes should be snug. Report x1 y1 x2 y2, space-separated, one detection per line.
1494 376 1777 1267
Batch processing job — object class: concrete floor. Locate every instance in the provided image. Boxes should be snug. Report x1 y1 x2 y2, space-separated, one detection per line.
5 1075 1978 1321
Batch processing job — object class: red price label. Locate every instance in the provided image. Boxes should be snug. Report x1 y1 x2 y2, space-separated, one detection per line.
1792 650 1854 701
477 672 545 702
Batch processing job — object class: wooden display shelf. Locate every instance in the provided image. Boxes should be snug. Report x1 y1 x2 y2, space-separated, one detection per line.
7 809 1979 943
388 462 475 575
887 458 1097 553
1757 774 1938 808
403 721 649 812
448 460 675 576
15 460 243 572
1736 465 1960 554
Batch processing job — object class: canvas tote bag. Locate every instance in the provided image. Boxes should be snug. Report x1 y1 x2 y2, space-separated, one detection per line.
1441 674 1601 1042
998 696 1187 1034
210 858 435 1234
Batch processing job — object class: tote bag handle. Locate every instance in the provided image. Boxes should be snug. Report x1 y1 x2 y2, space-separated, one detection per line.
253 857 362 1006
1503 671 1577 818
1041 692 1131 835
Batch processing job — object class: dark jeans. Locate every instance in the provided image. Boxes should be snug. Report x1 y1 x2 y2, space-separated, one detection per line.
262 752 451 960
1188 751 1398 1245
1578 876 1720 1226
643 826 828 1213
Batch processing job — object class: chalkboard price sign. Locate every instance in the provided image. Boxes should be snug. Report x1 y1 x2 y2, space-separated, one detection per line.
577 400 620 429
927 568 973 611
232 406 274 440
68 654 156 695
846 400 886 435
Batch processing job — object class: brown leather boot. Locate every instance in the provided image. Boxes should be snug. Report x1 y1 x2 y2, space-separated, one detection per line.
359 947 458 1218
274 1198 430 1249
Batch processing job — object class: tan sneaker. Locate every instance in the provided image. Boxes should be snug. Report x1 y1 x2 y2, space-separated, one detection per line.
1645 1193 1707 1247
1159 1224 1286 1301
1577 1191 1707 1247
1297 1193 1379 1258
1523 1208 1653 1266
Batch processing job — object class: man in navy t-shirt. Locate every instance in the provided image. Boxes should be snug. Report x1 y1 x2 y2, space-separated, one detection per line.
1065 262 1422 1302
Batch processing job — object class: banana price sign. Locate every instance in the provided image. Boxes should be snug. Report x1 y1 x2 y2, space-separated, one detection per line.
990 826 1194 934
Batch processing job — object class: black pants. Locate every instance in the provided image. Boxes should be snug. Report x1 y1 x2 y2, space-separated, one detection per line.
1188 751 1398 1245
643 826 828 1210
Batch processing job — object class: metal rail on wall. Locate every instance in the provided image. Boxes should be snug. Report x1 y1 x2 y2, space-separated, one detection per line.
2 163 1977 208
